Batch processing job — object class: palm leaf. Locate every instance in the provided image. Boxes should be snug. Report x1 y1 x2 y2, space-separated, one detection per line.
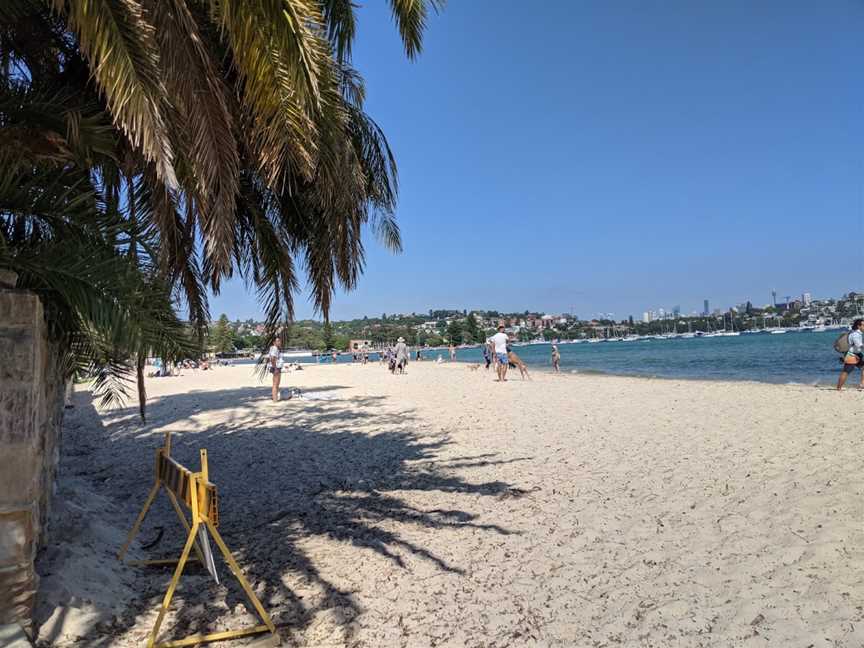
146 0 240 277
53 0 177 185
387 0 444 59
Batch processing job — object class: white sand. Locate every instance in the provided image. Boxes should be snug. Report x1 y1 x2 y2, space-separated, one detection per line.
39 362 864 647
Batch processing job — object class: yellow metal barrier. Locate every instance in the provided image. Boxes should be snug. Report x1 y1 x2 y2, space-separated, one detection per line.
119 432 277 648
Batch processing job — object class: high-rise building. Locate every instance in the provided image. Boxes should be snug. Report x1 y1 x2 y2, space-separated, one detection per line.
802 292 812 306
658 308 666 319
642 312 650 323
673 305 681 317
771 290 777 307
703 300 709 316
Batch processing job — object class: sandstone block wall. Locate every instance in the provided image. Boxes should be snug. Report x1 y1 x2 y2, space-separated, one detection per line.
0 287 65 636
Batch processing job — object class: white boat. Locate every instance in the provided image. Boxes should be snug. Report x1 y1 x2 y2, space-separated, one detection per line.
770 329 787 335
281 349 314 359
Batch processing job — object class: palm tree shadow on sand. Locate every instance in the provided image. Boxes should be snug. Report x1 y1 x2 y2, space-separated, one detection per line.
52 384 530 646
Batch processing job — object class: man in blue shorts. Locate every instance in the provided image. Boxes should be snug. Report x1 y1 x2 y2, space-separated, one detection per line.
489 325 510 382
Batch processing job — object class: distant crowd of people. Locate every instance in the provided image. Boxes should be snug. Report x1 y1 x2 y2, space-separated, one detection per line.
147 356 233 377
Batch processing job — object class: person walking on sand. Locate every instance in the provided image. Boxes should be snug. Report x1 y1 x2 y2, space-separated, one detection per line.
449 343 456 362
837 318 864 391
268 337 284 401
489 325 510 382
551 344 561 373
395 337 409 374
482 343 491 370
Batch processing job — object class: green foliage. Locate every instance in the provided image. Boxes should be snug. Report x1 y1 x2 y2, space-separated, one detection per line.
0 159 196 413
322 321 335 350
446 319 463 345
2 0 442 396
426 334 444 347
464 312 479 343
211 314 234 353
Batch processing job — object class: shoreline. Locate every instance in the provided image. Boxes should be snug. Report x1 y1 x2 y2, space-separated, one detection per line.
412 357 851 390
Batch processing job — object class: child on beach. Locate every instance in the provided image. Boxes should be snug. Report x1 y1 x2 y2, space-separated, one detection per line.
551 344 560 373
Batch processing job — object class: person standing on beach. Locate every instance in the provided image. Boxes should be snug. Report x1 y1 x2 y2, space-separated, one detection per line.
837 318 864 391
489 325 510 382
449 343 456 362
268 337 283 401
482 343 491 370
395 337 409 374
551 344 561 373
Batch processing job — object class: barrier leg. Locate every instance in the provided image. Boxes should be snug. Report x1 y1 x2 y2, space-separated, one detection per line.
119 483 160 562
147 523 199 648
166 490 206 565
206 521 276 634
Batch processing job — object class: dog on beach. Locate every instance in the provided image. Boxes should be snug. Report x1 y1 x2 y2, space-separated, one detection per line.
507 351 531 380
467 363 481 371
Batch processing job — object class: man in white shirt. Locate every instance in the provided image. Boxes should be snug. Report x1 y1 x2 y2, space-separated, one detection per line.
488 325 510 382
269 337 284 401
837 318 864 391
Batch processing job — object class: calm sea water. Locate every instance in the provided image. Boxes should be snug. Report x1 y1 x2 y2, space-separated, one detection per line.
439 331 848 385
282 330 848 385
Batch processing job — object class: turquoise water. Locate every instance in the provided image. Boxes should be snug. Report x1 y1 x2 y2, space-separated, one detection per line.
273 330 849 385
424 331 847 385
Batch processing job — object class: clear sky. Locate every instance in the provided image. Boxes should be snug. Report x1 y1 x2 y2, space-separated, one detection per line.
210 0 864 322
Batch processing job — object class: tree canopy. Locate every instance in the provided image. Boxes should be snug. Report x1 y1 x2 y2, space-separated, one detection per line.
0 0 442 412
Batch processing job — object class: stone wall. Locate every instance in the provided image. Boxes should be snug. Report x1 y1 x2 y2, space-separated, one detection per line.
0 285 66 637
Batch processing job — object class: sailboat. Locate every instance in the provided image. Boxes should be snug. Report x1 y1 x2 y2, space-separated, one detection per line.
702 317 719 338
680 320 696 339
719 313 740 336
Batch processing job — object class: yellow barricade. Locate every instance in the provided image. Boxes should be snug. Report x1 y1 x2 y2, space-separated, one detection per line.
119 432 277 648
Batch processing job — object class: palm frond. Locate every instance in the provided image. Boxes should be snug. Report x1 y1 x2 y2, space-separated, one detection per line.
321 0 355 63
208 0 332 185
387 0 444 59
53 0 177 185
0 82 117 168
147 0 239 277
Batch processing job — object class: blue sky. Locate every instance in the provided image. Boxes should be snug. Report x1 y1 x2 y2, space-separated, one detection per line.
210 1 863 321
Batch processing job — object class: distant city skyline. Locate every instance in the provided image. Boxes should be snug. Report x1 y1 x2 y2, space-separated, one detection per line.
215 286 856 323
209 1 863 323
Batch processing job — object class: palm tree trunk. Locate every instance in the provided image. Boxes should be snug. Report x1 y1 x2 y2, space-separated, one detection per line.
136 354 146 422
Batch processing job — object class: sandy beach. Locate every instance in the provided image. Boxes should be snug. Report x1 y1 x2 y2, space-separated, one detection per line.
36 361 864 647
